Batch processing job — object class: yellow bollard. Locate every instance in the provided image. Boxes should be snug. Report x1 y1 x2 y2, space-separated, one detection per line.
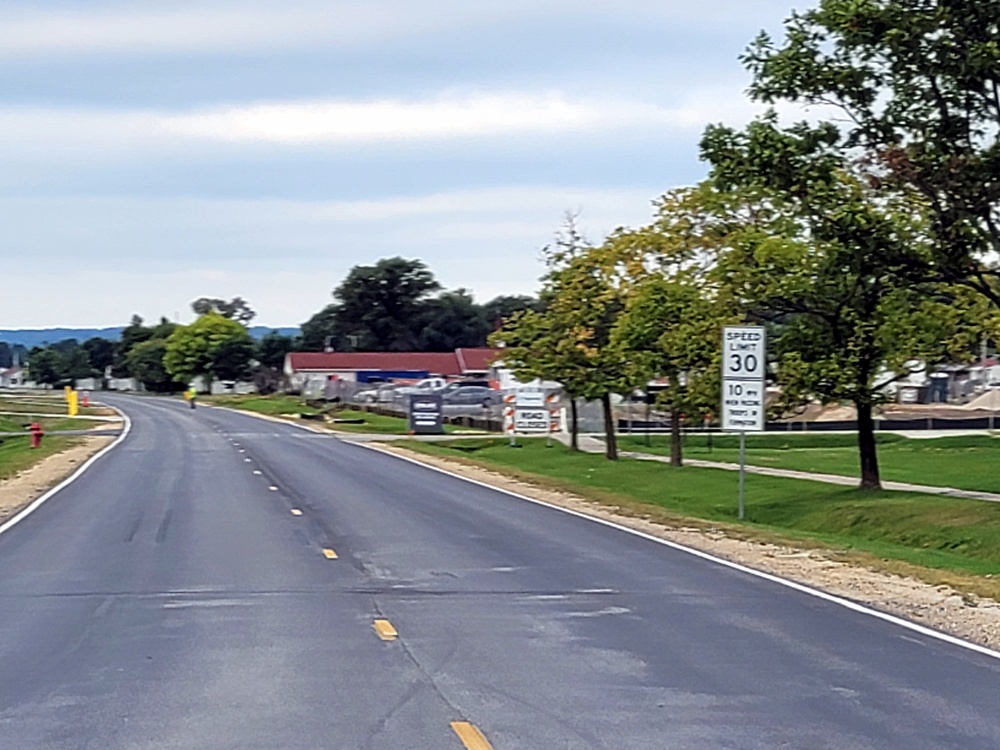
68 389 79 417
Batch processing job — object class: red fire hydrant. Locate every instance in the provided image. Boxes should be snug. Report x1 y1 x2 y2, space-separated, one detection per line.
29 422 43 449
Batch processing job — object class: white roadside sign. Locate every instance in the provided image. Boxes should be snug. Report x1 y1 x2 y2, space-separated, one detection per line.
514 407 549 432
722 326 766 432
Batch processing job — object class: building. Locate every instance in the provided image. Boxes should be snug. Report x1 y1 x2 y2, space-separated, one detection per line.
0 366 25 388
283 348 500 393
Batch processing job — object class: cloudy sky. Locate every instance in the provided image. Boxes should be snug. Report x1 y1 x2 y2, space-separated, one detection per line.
2 0 805 328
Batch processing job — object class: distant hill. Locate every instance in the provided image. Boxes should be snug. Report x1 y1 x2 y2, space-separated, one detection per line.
0 326 300 348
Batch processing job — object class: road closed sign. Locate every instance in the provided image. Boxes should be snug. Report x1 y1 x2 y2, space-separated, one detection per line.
722 326 766 432
514 407 549 433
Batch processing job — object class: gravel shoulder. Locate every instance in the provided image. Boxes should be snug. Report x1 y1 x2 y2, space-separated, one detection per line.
0 425 121 526
370 442 1000 652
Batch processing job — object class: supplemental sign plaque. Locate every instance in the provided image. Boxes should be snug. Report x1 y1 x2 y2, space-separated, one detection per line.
722 326 766 432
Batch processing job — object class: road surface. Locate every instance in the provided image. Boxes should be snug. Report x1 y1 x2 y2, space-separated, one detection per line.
1 394 999 749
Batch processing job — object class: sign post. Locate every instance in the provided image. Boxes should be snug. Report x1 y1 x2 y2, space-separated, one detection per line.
722 326 766 520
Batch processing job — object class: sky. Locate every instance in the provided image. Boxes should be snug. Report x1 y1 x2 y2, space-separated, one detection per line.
1 0 808 329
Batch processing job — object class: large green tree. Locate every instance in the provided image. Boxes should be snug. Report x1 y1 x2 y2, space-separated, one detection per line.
741 0 1000 304
702 120 982 489
416 289 490 351
126 339 182 392
328 257 440 351
163 313 254 385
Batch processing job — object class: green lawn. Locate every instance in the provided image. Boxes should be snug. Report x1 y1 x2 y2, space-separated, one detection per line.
202 394 323 416
0 397 105 418
0 435 80 482
0 414 106 433
207 395 478 435
619 433 1000 493
398 437 1000 580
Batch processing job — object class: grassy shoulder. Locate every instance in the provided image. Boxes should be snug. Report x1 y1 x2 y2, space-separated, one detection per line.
204 394 476 435
0 435 81 482
395 437 1000 586
619 433 1000 493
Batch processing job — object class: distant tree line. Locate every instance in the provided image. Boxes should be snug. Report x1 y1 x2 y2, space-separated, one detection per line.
10 262 539 393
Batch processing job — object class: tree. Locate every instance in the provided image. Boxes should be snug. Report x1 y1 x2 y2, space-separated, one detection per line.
328 257 441 351
416 289 490 351
740 0 1000 305
163 313 254 384
191 296 256 326
492 219 611 453
299 304 338 352
114 315 154 377
210 337 256 381
256 331 297 370
492 308 586 450
0 342 12 369
82 337 116 374
701 120 982 489
482 295 543 330
606 184 740 466
59 345 96 382
27 347 61 386
126 339 181 392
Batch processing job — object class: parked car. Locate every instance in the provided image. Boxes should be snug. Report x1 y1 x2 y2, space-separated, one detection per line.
439 379 492 396
441 386 501 413
394 377 448 396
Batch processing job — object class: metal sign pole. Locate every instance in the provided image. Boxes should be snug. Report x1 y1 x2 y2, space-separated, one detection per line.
722 325 766 522
738 431 746 520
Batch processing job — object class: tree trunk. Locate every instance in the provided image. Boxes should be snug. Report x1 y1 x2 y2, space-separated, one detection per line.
856 399 881 490
569 397 580 452
601 392 618 461
670 403 683 467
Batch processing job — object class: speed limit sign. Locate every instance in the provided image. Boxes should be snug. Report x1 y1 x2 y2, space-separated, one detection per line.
722 326 766 432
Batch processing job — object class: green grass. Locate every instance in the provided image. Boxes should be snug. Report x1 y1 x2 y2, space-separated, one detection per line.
0 435 80 482
398 437 1000 580
202 393 323 416
619 433 1000 493
207 394 477 435
326 408 472 435
0 396 105 418
0 414 106 433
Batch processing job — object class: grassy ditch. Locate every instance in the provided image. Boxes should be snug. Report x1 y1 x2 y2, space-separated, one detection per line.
0 434 80 482
619 433 1000 493
396 437 1000 588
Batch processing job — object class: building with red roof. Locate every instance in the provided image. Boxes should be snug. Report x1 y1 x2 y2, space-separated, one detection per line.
283 348 500 391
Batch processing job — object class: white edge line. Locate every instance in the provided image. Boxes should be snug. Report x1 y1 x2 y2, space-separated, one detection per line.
0 405 132 537
353 441 1000 663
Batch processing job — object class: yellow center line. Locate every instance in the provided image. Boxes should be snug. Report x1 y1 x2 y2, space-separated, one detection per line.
372 619 398 641
290 508 303 516
322 548 338 559
450 721 493 750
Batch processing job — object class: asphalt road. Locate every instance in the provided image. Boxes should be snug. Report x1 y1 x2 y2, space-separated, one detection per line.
1 395 999 749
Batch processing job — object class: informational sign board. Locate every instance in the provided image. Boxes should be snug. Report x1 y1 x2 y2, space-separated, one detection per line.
408 394 444 435
514 407 549 433
722 326 766 432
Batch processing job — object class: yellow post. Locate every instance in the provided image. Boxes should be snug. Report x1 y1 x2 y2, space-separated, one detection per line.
63 385 71 401
68 389 79 417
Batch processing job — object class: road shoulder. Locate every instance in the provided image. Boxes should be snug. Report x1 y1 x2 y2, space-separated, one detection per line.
0 435 119 526
367 441 1000 651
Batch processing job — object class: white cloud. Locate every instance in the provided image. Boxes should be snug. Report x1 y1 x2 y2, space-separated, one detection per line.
0 1 799 58
0 88 785 163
